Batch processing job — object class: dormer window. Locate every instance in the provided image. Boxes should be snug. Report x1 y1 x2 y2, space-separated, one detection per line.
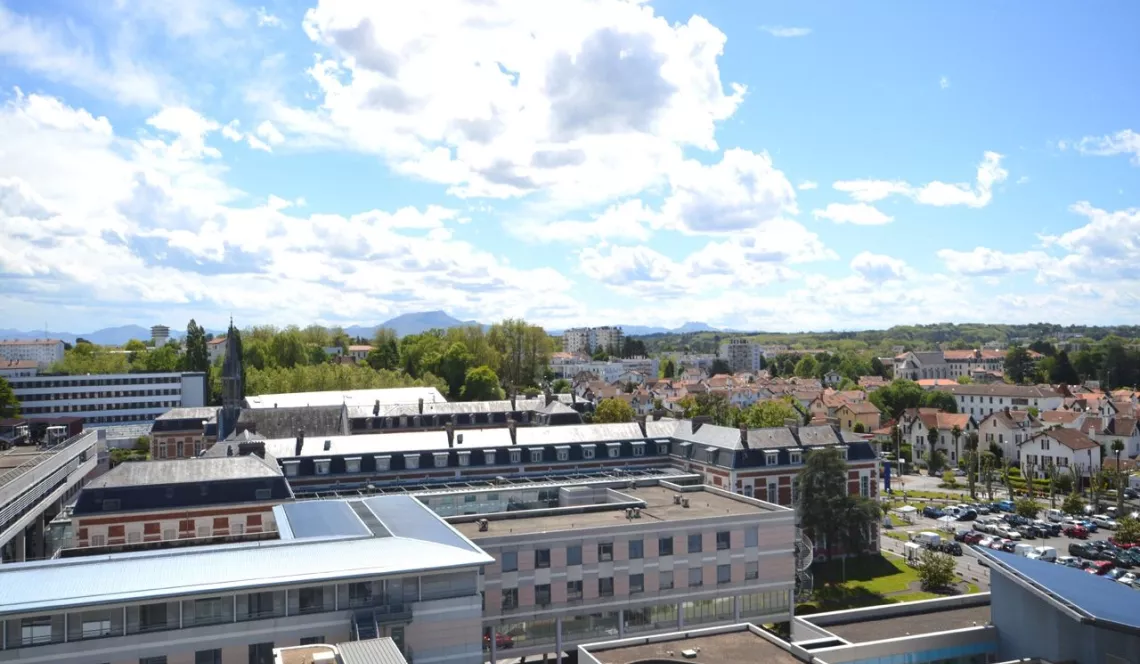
529 449 544 463
314 458 331 475
657 442 670 455
433 452 449 468
375 455 391 471
458 450 471 466
582 445 596 460
484 450 497 465
632 442 645 457
789 450 802 465
837 446 848 461
344 456 361 473
509 449 521 464
764 451 778 466
705 447 718 464
282 460 299 477
555 445 569 461
606 442 622 458
404 454 420 470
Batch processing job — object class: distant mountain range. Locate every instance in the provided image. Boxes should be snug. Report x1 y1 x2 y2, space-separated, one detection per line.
0 313 736 346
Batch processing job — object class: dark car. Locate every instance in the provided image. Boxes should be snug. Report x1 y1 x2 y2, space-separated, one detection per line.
1124 488 1138 500
940 541 963 556
1001 540 1018 553
1069 542 1094 558
923 506 945 519
956 509 978 522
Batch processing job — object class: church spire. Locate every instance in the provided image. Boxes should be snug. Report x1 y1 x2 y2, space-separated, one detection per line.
220 319 244 439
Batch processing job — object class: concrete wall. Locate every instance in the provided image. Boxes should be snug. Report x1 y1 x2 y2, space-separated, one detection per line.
810 626 996 664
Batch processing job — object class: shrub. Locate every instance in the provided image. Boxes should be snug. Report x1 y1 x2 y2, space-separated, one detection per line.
917 550 957 591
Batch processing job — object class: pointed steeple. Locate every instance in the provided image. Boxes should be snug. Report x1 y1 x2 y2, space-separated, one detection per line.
220 319 244 439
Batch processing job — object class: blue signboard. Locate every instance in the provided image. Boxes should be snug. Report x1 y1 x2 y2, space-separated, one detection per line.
883 459 891 493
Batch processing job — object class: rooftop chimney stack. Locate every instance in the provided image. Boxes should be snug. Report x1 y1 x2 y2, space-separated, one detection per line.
508 419 518 445
373 400 380 416
418 398 424 414
691 415 712 433
446 421 455 448
636 414 647 437
739 424 749 449
510 391 517 411
295 428 305 457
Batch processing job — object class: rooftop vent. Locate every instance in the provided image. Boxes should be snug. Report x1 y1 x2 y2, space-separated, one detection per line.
457 433 464 445
682 498 690 509
323 439 331 451
477 518 489 532
673 494 682 505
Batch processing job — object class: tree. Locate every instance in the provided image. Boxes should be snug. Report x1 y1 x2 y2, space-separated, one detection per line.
439 342 474 398
1049 350 1080 385
124 338 147 363
307 345 329 365
926 448 946 476
964 431 980 499
798 448 880 562
870 356 886 378
551 378 571 394
981 451 997 500
183 319 210 372
926 427 941 472
1015 498 1041 519
950 424 962 460
917 550 957 591
793 355 819 378
1062 492 1086 516
594 398 635 423
367 337 400 372
920 390 958 413
853 422 866 433
1114 517 1140 545
956 375 973 384
1005 345 1033 384
0 377 19 418
461 365 503 401
868 380 924 419
709 358 731 376
270 327 309 369
489 319 551 389
145 344 181 372
740 399 799 428
662 359 676 379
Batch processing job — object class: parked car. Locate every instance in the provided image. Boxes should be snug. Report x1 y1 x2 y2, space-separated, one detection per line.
1057 555 1081 568
1118 572 1138 586
963 532 984 545
997 500 1016 512
999 527 1023 541
1069 542 1094 558
1087 561 1114 575
922 506 945 519
484 633 514 649
1092 514 1118 530
1027 546 1058 562
1078 519 1099 533
1123 488 1138 499
1045 509 1066 523
939 541 963 556
1001 540 1018 553
1105 568 1129 582
1033 520 1062 536
1109 537 1137 549
1064 524 1089 539
956 508 978 522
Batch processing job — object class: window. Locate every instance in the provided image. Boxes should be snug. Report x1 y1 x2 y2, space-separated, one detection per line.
582 446 595 459
433 453 449 468
128 531 141 543
282 461 299 477
501 588 518 610
299 637 325 646
746 561 759 580
688 567 703 588
716 531 730 550
535 548 551 569
21 616 52 645
483 450 496 465
628 539 643 559
789 450 802 464
232 522 246 536
347 582 372 606
657 442 669 455
765 452 777 465
501 551 518 572
195 650 222 664
404 454 420 469
632 443 645 457
659 571 674 590
567 580 583 601
556 447 569 461
717 564 731 585
344 457 361 473
457 451 471 466
509 449 521 463
745 528 758 548
375 455 391 471
530 449 543 462
767 481 778 503
608 444 620 458
535 584 551 606
249 642 275 664
630 573 645 594
567 545 582 566
860 475 869 498
140 658 167 664
688 534 702 553
598 542 613 562
599 577 614 597
91 534 106 547
659 536 674 556
298 587 324 614
82 617 112 638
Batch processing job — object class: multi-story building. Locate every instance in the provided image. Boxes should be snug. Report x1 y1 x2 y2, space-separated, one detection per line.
0 340 64 368
68 453 292 550
978 409 1043 460
718 338 762 373
0 360 38 379
893 351 949 381
551 358 659 383
7 372 208 426
151 325 171 347
443 481 796 662
347 345 372 363
207 336 227 365
1018 428 1101 479
894 349 1008 381
933 384 1064 419
902 410 977 466
150 407 219 459
0 495 493 664
561 327 624 356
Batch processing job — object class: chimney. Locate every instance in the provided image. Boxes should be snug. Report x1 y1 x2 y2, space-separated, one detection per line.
510 392 517 411
636 414 647 437
571 391 577 405
295 428 304 457
373 400 380 416
226 445 234 457
739 424 749 449
238 441 266 459
691 415 712 433
418 398 424 414
508 419 518 445
446 421 455 448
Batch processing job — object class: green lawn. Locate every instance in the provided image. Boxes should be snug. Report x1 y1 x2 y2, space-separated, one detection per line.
804 553 981 614
884 530 911 542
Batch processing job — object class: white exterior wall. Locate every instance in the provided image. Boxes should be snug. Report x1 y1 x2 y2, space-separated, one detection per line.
1019 438 1101 478
0 340 65 367
10 372 206 425
956 393 1064 419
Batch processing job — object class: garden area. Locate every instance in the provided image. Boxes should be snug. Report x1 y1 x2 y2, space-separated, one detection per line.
796 554 979 615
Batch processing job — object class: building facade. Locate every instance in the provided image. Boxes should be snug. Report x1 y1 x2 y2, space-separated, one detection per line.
0 360 38 379
561 327 625 356
150 407 219 459
933 384 1065 419
0 340 64 368
7 372 207 426
718 339 762 374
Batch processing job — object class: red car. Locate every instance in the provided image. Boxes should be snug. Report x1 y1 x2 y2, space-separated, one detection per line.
484 633 514 649
1064 525 1089 539
1086 561 1113 575
962 532 984 545
1109 537 1135 549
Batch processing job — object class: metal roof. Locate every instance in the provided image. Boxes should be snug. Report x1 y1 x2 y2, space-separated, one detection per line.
85 455 282 488
0 496 492 616
245 387 446 409
337 637 408 664
277 501 373 540
984 548 1140 631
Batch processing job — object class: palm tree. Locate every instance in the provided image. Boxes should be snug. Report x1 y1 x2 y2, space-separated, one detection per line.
926 427 940 475
1112 439 1125 516
1047 462 1058 509
1002 461 1014 499
890 424 900 456
950 424 963 467
980 451 996 500
964 431 979 499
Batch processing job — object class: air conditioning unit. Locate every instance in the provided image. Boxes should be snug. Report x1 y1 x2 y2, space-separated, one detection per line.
477 519 489 532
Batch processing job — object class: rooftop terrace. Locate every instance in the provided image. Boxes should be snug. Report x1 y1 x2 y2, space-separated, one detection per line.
451 484 778 538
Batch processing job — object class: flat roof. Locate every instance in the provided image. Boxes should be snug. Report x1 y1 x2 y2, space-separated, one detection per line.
0 495 491 616
591 630 804 664
818 605 991 643
452 485 775 538
244 387 446 409
85 455 282 488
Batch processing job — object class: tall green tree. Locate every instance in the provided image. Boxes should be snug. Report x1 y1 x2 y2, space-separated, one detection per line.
270 327 309 368
183 319 210 372
145 344 181 372
594 398 635 423
1113 439 1126 516
1005 345 1033 384
798 448 881 562
0 377 19 418
551 378 571 393
439 342 474 398
868 379 924 419
662 359 676 379
740 399 799 428
709 358 731 376
461 365 504 401
920 390 958 413
488 319 551 389
793 355 819 378
870 356 887 378
1049 350 1080 385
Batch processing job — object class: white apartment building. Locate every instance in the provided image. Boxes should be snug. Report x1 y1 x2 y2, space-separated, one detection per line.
7 372 208 426
0 360 39 379
552 358 659 383
718 339 762 373
933 384 1064 419
562 327 624 355
0 339 65 368
207 337 227 365
1018 428 1102 479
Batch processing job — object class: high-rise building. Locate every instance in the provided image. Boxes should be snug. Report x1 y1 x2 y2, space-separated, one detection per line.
718 338 762 373
562 327 624 355
0 339 65 367
150 325 171 347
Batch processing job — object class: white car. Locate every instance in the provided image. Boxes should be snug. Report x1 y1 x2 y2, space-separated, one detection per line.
1117 572 1137 586
999 527 1022 541
1092 514 1117 530
1045 509 1065 523
978 536 995 549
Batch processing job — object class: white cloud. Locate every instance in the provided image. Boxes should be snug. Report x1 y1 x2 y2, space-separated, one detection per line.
831 151 1008 209
257 7 284 27
1016 175 1030 185
936 247 1049 277
797 180 818 190
812 202 893 225
255 120 285 145
940 76 950 89
113 0 248 37
0 177 53 220
1074 129 1140 165
850 252 908 283
660 149 797 233
1038 201 1140 281
278 0 745 208
510 199 656 244
760 26 812 38
145 107 222 158
218 119 283 152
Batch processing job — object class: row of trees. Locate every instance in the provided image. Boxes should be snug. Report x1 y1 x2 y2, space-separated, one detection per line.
1008 336 1140 389
49 320 214 375
868 379 958 419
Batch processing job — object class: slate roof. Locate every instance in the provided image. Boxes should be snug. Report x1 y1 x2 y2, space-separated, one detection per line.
244 387 445 409
236 405 348 439
156 407 218 421
86 455 282 488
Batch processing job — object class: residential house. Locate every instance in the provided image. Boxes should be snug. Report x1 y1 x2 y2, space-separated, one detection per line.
858 376 889 391
206 336 227 365
1039 409 1087 431
835 401 882 433
933 384 1064 419
1018 428 1101 479
978 409 1044 461
1094 415 1140 458
904 411 977 466
347 345 372 362
823 370 842 387
616 370 648 386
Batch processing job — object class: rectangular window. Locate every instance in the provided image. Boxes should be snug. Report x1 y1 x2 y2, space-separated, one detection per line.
501 551 518 572
746 562 759 580
535 584 551 606
314 459 330 475
458 451 471 466
582 446 596 459
657 442 669 455
659 571 674 590
630 573 645 594
632 443 645 457
789 451 802 464
21 616 52 645
567 580 583 601
599 577 614 597
765 452 777 465
860 475 870 497
375 455 391 471
556 447 569 461
530 449 543 462
404 454 420 469
688 567 703 588
195 650 222 664
716 531 730 550
298 587 324 614
608 444 620 458
688 534 702 553
745 528 759 548
659 536 674 556
717 564 731 585
535 549 551 569
249 642 274 664
433 453 449 468
299 637 324 646
501 588 518 611
629 539 643 559
140 658 167 664
344 457 361 473
509 449 521 463
767 481 778 503
598 542 614 562
567 545 582 566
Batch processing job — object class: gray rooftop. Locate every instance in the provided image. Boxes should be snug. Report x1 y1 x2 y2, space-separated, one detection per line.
0 495 491 616
817 605 991 643
86 455 282 488
155 407 218 421
236 405 348 439
244 387 445 409
336 638 408 664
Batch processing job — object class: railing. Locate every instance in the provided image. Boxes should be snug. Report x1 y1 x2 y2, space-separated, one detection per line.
0 430 94 498
0 453 94 538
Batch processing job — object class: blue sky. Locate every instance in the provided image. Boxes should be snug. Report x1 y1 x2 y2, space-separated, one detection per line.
1 0 1138 334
